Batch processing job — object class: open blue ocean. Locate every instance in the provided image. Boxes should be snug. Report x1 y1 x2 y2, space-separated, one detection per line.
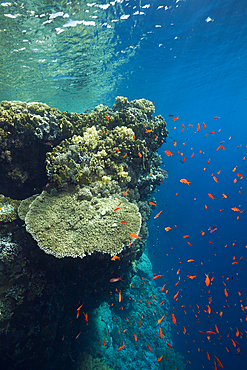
0 0 246 369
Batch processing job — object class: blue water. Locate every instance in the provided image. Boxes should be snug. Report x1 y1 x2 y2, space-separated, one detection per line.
1 0 247 369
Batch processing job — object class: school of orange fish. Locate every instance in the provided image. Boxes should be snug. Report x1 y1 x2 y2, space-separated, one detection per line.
154 115 246 369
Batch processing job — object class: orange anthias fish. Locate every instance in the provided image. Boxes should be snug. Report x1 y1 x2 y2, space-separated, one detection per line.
111 256 120 261
167 343 173 348
172 313 176 324
153 274 164 279
208 193 215 200
205 274 210 287
110 277 124 283
149 202 157 206
157 355 163 362
130 233 142 239
157 315 165 325
173 116 179 121
180 178 191 185
231 207 240 212
120 220 128 224
118 340 126 351
216 145 225 151
159 327 163 339
165 227 172 232
214 355 224 369
154 210 163 219
146 343 152 351
164 150 173 156
123 188 130 196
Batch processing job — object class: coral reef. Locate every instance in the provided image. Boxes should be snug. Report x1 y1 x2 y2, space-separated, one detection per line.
46 96 168 196
0 97 173 370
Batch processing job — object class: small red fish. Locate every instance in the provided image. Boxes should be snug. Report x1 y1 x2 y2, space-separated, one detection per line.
111 256 120 261
130 233 142 239
205 274 210 287
180 178 190 185
105 115 109 120
173 117 179 121
172 313 176 324
146 343 152 351
153 274 164 279
110 277 123 283
120 220 128 224
214 116 220 119
157 315 165 325
123 188 130 196
167 343 173 348
154 210 163 219
117 340 126 351
164 150 173 156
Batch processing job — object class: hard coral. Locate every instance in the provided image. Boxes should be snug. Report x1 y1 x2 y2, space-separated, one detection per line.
23 186 141 258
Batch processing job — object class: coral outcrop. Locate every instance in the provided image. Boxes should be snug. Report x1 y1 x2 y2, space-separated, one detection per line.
0 97 172 370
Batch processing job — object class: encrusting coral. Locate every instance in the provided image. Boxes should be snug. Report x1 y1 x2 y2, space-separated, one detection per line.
0 194 20 222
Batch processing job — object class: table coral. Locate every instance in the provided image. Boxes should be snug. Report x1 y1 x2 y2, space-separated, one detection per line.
23 186 141 258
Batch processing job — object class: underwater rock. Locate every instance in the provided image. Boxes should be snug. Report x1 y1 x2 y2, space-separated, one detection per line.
135 252 153 277
23 186 142 258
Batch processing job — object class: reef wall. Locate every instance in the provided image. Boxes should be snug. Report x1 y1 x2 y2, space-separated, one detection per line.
0 97 185 370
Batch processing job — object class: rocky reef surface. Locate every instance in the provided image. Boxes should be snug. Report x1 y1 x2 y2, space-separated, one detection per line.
0 97 185 370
